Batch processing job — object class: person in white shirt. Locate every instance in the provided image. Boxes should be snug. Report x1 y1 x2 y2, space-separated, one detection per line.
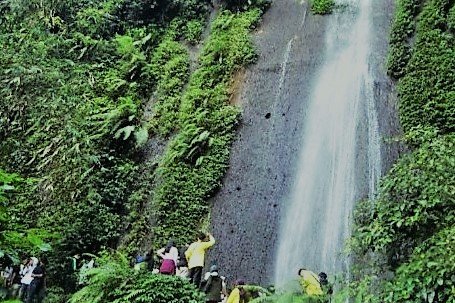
19 257 38 301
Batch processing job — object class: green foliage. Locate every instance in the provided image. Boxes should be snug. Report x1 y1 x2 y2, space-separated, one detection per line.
0 0 210 294
388 0 455 134
152 8 262 247
351 1 455 301
184 19 204 44
223 0 271 12
386 0 421 78
381 227 455 303
310 0 336 15
69 252 204 303
0 170 55 262
115 0 211 28
42 287 68 303
248 292 345 303
147 39 190 136
352 134 455 261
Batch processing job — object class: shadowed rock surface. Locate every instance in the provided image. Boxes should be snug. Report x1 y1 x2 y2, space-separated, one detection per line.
208 0 399 286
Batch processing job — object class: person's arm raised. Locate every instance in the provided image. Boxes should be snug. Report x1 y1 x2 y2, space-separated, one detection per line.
202 234 215 249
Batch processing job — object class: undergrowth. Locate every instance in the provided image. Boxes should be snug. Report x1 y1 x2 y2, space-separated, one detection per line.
69 252 204 303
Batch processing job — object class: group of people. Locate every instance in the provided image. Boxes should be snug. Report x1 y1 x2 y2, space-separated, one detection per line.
2 233 333 303
0 256 47 303
134 232 333 303
133 232 239 302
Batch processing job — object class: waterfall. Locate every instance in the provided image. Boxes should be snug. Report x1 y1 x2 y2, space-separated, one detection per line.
274 0 382 286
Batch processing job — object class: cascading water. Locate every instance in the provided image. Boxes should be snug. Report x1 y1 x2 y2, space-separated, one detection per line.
274 0 382 286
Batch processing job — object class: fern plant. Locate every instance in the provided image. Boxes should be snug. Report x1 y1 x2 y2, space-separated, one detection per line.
69 252 204 303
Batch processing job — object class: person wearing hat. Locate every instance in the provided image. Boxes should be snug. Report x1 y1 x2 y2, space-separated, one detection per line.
298 268 323 297
226 279 246 303
203 265 226 303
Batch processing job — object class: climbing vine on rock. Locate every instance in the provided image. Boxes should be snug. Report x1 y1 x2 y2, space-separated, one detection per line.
152 8 263 247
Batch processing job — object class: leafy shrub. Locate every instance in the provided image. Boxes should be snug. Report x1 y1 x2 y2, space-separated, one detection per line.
352 134 455 265
146 39 190 136
310 0 335 15
43 286 68 303
388 0 455 134
0 170 55 262
386 0 421 78
69 252 204 303
0 0 175 293
115 0 211 28
381 227 455 303
184 19 204 44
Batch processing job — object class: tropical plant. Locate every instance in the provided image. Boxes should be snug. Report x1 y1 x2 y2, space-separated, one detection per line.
69 252 204 303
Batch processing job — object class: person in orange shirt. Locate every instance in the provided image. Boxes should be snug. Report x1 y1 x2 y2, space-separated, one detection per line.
185 232 215 287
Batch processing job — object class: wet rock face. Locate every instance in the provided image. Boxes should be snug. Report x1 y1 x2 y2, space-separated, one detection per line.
208 0 398 286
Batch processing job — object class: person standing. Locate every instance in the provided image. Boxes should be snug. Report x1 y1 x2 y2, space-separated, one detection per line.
9 263 22 298
203 265 226 303
26 257 46 303
19 257 37 302
185 232 215 287
157 240 179 275
176 245 189 278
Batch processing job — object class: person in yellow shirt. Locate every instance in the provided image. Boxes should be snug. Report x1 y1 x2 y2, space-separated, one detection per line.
185 232 215 287
298 268 323 297
226 279 246 303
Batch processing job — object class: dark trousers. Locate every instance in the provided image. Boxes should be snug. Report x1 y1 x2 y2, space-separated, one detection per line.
19 283 29 301
26 281 44 303
188 266 203 288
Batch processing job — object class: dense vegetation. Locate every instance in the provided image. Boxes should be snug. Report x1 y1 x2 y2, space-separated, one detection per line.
1 0 453 302
68 253 204 303
350 0 455 302
0 170 54 262
0 0 270 301
311 0 335 15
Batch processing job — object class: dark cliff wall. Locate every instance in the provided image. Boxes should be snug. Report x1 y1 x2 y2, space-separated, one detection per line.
208 0 398 286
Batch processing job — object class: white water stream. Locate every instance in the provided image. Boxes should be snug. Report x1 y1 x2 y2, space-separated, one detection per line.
274 0 382 286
